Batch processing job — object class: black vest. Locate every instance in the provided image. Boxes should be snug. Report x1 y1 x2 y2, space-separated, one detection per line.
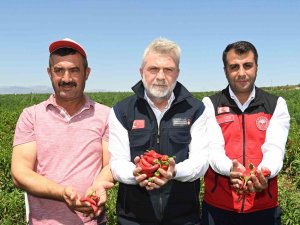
113 81 205 224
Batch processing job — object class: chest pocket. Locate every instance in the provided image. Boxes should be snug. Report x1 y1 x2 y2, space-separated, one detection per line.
168 128 191 162
128 130 153 159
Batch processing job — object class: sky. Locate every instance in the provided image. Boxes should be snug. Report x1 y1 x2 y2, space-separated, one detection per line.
0 0 299 92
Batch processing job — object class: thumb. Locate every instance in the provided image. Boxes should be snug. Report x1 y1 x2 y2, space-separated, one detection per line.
101 181 114 190
231 159 239 172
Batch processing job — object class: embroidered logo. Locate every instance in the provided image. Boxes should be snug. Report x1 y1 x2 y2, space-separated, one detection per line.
217 106 230 114
172 118 191 127
216 114 234 124
256 116 269 131
132 120 145 129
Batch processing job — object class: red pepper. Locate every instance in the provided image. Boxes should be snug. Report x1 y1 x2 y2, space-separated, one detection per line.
143 155 160 165
161 164 168 171
260 167 271 177
145 149 162 159
140 163 160 173
161 155 169 161
140 155 153 167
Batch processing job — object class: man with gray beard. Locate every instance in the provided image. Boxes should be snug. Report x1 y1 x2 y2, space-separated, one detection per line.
108 38 215 225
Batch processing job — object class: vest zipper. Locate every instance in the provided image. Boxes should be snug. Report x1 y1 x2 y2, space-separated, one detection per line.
241 112 246 213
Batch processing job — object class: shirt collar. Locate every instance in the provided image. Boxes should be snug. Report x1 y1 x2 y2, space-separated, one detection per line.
144 91 175 111
228 86 256 104
45 94 94 121
46 94 92 108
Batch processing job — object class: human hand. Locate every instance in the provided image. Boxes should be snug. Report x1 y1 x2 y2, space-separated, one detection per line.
133 156 150 188
229 159 246 190
82 181 115 217
247 167 270 192
145 157 176 190
62 186 92 214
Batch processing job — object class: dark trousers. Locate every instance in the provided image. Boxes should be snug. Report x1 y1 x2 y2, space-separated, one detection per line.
201 201 282 225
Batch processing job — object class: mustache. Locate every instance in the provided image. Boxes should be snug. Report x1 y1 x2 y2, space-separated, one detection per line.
58 81 77 87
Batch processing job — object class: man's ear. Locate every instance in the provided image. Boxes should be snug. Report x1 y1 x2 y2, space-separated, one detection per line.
47 68 52 78
139 68 143 78
85 67 91 80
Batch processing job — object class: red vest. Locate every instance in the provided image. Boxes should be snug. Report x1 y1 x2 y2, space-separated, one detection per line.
204 87 279 213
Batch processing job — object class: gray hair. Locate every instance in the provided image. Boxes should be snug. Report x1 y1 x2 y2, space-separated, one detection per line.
141 37 181 69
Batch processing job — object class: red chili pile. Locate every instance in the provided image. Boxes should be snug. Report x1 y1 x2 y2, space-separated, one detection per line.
232 163 271 211
136 149 174 181
80 192 100 213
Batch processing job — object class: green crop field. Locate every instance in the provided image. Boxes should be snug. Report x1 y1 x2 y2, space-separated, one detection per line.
1 88 299 225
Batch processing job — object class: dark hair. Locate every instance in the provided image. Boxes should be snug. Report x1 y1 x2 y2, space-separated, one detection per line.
49 48 88 69
222 41 258 67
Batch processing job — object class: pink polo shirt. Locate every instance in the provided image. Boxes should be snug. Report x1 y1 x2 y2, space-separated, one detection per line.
13 94 110 225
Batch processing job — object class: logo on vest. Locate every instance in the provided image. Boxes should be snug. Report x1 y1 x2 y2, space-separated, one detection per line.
172 118 191 127
256 116 269 131
132 120 145 129
217 106 230 114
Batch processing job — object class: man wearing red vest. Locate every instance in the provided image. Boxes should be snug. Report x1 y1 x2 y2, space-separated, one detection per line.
202 41 290 225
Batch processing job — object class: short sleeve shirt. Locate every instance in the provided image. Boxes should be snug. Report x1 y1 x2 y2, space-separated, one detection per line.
13 94 110 225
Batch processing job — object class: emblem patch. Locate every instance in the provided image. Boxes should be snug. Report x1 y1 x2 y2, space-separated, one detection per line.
217 106 230 114
132 120 145 129
216 114 234 124
172 118 191 127
256 116 269 131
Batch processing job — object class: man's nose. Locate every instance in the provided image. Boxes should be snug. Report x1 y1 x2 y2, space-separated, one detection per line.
156 69 166 79
61 70 72 82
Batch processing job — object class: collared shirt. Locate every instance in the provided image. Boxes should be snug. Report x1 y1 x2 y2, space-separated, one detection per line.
144 91 175 125
229 86 255 112
13 94 110 225
109 92 210 184
203 87 290 177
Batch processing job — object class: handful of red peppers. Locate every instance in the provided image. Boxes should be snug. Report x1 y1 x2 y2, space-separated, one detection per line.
80 192 100 213
232 163 271 212
136 149 174 181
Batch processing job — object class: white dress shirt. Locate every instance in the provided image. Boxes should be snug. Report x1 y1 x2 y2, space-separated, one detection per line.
109 92 210 184
203 86 290 178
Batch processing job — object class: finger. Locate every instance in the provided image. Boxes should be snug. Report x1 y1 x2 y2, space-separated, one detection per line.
134 156 141 164
133 167 142 177
138 178 149 187
135 173 147 183
231 159 239 171
247 180 256 192
256 170 268 188
147 181 161 190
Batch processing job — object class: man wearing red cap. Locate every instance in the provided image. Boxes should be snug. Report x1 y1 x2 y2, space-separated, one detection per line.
11 38 114 225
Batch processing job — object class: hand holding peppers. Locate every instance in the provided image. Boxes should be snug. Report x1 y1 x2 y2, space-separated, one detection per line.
134 149 176 190
230 160 271 212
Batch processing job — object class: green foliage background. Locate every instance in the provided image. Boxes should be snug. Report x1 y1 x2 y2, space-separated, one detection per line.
0 89 299 225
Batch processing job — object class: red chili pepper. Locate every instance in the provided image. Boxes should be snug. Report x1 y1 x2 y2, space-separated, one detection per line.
140 163 160 173
161 155 169 161
161 164 168 171
140 155 152 167
143 155 160 165
80 196 97 206
145 149 162 159
261 167 271 177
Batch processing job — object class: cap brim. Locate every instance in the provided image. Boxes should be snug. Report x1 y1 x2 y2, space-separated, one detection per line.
49 40 86 57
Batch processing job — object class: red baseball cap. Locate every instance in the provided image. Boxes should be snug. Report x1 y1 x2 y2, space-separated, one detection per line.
49 38 87 58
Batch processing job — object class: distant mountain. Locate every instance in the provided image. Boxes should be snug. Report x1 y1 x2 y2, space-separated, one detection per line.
0 86 53 94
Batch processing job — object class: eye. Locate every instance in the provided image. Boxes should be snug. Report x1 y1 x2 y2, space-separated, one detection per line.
244 63 253 70
53 68 64 74
228 64 239 71
148 67 159 74
163 68 174 74
70 67 80 74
